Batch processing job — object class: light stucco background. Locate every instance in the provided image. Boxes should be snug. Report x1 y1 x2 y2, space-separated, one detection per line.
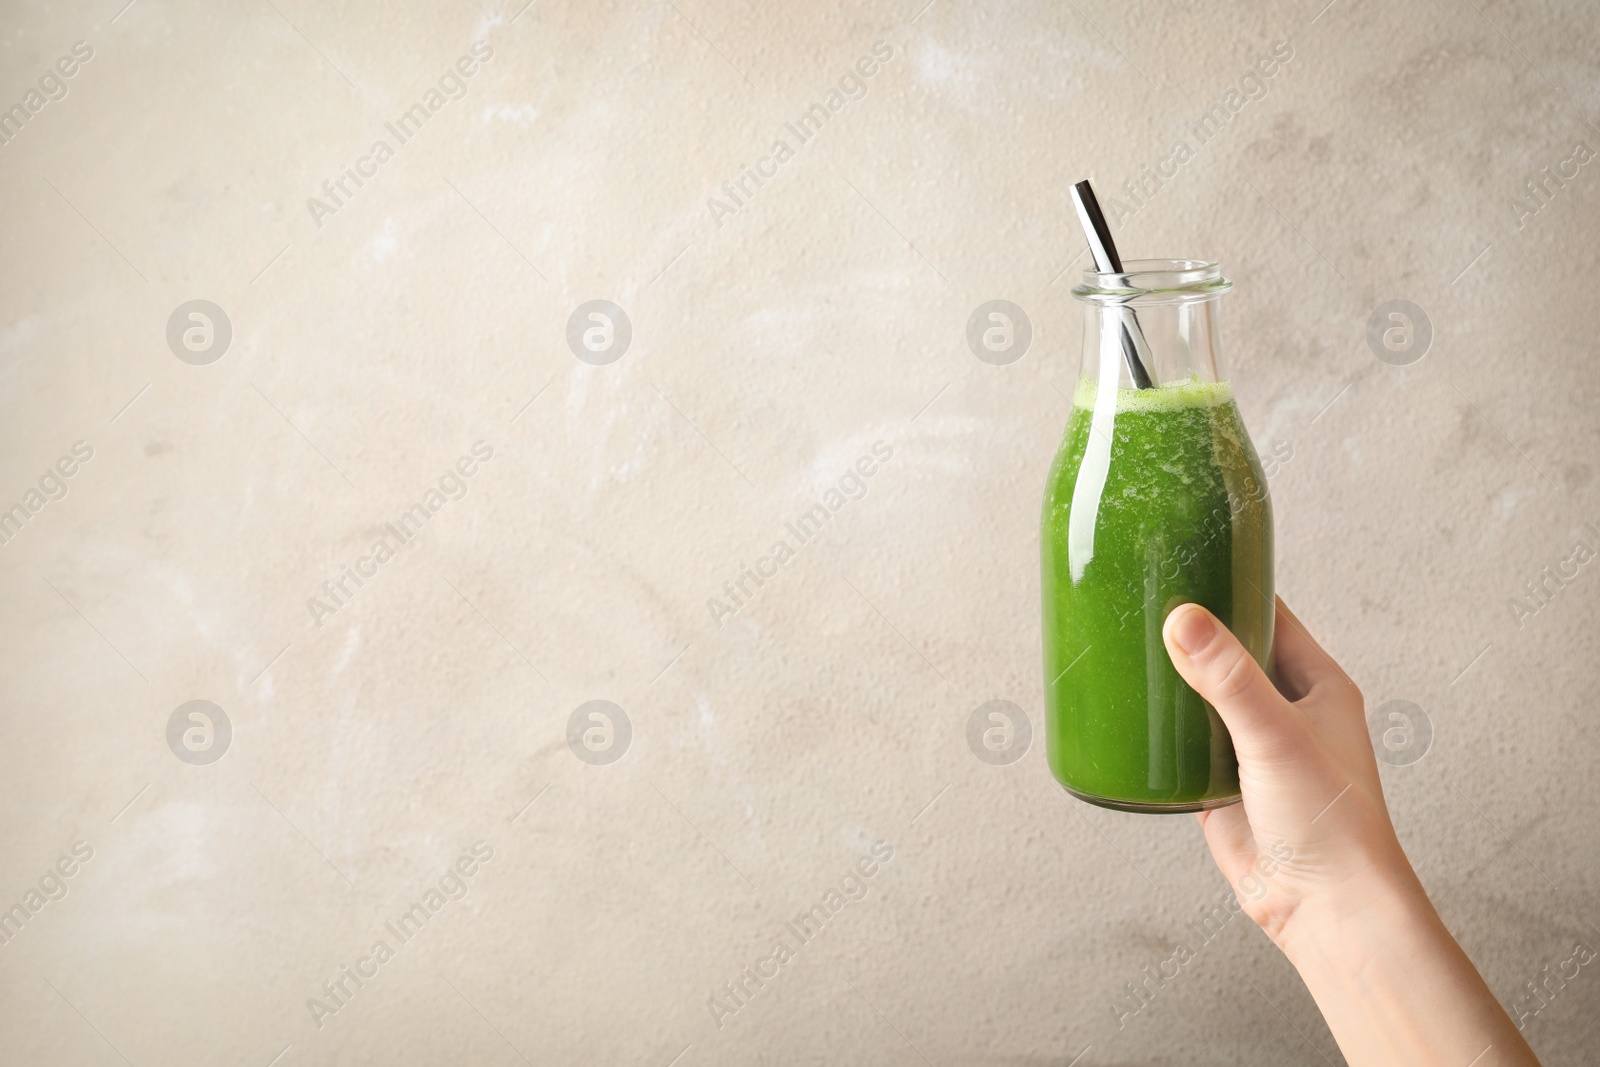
2 0 1597 1064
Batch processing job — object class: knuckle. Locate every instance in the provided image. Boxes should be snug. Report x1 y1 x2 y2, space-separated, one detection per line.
1210 646 1260 702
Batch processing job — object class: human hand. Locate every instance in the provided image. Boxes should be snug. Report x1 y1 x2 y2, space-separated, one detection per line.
1161 597 1541 1066
1160 596 1412 949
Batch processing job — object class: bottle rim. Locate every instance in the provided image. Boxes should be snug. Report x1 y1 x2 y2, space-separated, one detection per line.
1071 258 1231 304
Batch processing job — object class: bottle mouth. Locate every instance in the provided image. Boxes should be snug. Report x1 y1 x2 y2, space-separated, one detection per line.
1072 259 1231 305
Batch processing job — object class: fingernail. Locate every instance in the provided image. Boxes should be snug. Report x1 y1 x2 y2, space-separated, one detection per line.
1170 606 1216 654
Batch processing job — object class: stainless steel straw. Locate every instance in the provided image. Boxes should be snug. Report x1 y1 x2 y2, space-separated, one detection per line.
1070 179 1156 389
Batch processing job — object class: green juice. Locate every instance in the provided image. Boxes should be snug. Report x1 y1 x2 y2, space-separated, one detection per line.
1041 377 1273 811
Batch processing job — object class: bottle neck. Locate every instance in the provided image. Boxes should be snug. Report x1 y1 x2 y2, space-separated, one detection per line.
1078 296 1226 389
1071 260 1231 389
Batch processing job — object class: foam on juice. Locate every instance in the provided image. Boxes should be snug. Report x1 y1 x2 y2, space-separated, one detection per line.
1072 376 1235 412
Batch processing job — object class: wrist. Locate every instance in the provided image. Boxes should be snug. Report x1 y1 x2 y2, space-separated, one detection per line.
1271 858 1541 1066
1276 856 1438 976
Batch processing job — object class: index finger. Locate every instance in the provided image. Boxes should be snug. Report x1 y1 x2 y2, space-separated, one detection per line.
1272 596 1354 703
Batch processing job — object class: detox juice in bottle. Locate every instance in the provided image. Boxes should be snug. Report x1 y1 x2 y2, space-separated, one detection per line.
1041 260 1273 813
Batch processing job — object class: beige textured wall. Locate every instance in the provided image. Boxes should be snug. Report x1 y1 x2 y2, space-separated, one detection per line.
2 0 1597 1064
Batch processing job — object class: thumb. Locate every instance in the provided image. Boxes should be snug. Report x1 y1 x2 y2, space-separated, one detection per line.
1163 603 1303 765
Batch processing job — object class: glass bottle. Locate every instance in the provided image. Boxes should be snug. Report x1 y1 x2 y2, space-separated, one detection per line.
1041 259 1274 812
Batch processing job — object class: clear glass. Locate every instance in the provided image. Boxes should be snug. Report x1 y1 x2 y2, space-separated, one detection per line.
1040 259 1274 813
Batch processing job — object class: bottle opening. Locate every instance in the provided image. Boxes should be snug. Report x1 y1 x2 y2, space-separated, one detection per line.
1072 259 1230 305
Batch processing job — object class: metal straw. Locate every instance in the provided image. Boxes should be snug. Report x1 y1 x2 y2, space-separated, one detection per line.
1070 179 1156 390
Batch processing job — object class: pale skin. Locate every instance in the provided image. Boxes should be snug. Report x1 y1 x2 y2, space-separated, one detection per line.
1161 598 1540 1067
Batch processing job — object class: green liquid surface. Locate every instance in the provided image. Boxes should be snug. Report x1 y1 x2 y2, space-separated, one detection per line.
1041 378 1273 810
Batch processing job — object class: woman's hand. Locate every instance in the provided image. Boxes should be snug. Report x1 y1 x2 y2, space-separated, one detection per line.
1161 598 1540 1066
1162 597 1406 947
